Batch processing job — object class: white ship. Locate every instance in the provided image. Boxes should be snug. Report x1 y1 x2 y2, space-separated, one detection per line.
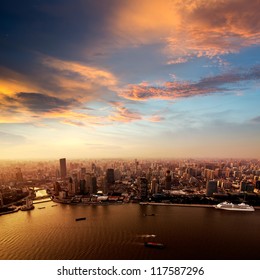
215 201 255 212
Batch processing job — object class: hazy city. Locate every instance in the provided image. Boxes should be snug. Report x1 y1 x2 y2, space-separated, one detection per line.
1 157 260 260
1 158 260 212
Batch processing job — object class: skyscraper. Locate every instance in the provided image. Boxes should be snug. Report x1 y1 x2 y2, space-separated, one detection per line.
59 158 67 179
106 168 115 185
140 177 148 200
206 180 218 196
165 170 172 190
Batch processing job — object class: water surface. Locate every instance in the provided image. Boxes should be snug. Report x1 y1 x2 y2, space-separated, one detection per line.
1 202 260 260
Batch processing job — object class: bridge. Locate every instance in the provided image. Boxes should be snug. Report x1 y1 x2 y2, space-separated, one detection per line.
1 194 51 208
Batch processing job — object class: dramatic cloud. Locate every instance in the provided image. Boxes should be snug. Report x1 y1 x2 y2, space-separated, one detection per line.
109 102 142 123
0 67 40 96
110 0 260 61
120 65 260 101
11 92 79 112
0 0 259 159
0 91 106 126
41 56 118 100
182 0 260 58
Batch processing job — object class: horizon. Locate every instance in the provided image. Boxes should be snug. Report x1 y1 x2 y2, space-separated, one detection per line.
0 157 259 163
1 0 260 159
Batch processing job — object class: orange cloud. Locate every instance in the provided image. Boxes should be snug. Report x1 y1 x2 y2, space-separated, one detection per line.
0 90 106 126
119 82 209 101
120 65 260 101
0 67 41 96
110 0 260 60
41 56 118 99
167 57 190 65
109 0 181 45
0 59 119 126
108 102 142 123
149 115 165 122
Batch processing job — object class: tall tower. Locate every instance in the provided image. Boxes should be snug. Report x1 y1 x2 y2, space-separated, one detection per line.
59 158 67 179
15 168 23 182
106 169 115 186
206 180 218 196
151 178 158 194
140 177 148 200
165 170 172 190
91 176 97 194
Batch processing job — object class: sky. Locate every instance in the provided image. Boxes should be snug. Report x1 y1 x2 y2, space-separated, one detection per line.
0 0 260 160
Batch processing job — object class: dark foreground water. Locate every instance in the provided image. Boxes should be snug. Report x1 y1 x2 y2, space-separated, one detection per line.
1 202 260 260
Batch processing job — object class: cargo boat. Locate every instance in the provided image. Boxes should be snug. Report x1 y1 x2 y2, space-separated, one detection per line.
75 217 86 221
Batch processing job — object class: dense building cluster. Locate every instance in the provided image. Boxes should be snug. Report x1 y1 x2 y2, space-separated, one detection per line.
1 158 260 208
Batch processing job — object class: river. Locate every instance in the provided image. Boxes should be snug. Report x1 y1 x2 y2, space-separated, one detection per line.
1 202 260 260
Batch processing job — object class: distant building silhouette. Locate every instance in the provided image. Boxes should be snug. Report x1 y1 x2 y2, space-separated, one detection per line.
106 169 115 185
91 176 97 194
15 168 23 182
151 177 158 194
59 158 67 179
140 177 148 200
165 170 171 190
79 179 86 194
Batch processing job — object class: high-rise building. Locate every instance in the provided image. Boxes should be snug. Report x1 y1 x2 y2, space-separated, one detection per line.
206 180 218 196
79 179 86 194
80 168 86 179
106 169 115 185
240 181 247 192
15 168 23 182
151 178 158 194
91 176 97 194
59 158 67 179
54 181 61 195
71 173 78 194
140 177 148 200
85 173 92 193
165 170 171 190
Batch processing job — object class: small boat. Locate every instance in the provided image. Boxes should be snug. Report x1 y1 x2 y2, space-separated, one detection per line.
143 213 155 216
142 234 156 238
144 242 164 248
75 217 86 221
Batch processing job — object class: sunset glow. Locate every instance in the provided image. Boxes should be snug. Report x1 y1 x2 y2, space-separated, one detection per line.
0 0 259 159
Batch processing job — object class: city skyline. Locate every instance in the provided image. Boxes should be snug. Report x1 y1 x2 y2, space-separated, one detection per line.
1 0 260 160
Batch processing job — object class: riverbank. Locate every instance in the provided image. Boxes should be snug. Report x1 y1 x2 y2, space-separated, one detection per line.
140 202 213 208
0 206 20 216
140 202 260 210
1 200 259 216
